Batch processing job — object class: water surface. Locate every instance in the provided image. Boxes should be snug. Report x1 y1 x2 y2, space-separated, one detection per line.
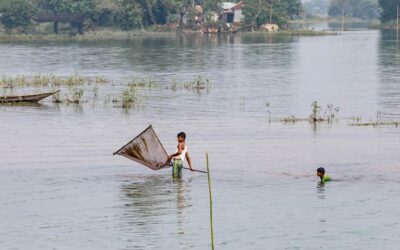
1 31 400 249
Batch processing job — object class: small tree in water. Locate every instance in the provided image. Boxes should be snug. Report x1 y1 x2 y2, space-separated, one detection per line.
310 101 321 122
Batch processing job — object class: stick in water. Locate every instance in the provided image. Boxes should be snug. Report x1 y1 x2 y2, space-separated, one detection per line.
183 167 207 173
206 152 215 250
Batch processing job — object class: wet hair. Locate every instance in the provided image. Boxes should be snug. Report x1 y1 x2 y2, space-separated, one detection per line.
317 167 325 174
177 132 186 139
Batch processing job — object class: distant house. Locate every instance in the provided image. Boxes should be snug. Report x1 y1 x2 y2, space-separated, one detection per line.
34 14 85 34
217 1 245 25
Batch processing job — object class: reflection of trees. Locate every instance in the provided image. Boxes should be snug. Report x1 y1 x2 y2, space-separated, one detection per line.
119 175 191 248
377 30 400 118
232 33 297 116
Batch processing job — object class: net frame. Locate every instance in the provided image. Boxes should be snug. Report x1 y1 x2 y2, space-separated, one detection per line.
113 125 170 170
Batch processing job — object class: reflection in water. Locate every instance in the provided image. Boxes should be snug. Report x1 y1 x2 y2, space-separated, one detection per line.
119 175 191 249
317 182 326 200
2 31 400 249
378 30 400 118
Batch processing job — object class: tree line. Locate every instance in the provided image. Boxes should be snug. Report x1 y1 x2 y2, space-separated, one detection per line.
304 0 398 22
0 0 398 33
0 0 303 32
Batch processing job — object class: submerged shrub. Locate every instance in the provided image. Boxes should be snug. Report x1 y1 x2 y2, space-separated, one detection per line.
121 85 138 108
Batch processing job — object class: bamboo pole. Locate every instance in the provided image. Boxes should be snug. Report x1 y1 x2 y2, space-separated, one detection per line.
206 152 215 250
183 167 207 174
342 4 345 31
397 0 399 46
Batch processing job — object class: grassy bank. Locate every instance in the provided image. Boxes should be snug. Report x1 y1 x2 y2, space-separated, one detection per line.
0 29 337 42
247 30 337 36
0 30 178 42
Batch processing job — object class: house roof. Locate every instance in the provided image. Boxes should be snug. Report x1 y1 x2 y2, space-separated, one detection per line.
218 1 245 11
218 2 236 10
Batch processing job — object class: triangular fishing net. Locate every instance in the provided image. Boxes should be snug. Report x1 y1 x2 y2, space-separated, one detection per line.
113 125 169 170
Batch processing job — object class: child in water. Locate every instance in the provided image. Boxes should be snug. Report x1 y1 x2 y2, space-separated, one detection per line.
317 167 331 183
167 132 193 178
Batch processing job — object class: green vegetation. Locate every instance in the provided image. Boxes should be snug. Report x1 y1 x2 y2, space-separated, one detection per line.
243 0 302 27
282 115 306 124
350 111 400 127
0 74 109 88
379 0 399 23
169 76 211 92
309 101 340 123
120 85 138 109
0 30 178 42
0 0 36 31
0 0 307 34
329 0 381 20
280 101 340 124
66 87 84 103
128 77 157 88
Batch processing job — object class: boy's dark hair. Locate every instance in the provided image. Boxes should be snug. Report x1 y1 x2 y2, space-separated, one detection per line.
317 167 325 174
177 132 186 139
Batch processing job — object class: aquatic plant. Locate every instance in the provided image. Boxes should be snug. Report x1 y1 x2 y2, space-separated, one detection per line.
52 92 62 103
128 78 157 88
266 102 271 124
66 87 84 104
0 74 109 88
168 76 212 93
121 85 138 109
92 86 99 98
351 121 400 127
186 76 211 91
282 115 306 124
94 76 109 84
350 111 400 127
240 96 245 108
309 101 340 123
170 80 178 91
325 104 340 123
310 101 322 122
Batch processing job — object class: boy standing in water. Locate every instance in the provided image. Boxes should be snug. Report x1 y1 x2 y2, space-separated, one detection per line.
167 132 193 178
317 167 331 183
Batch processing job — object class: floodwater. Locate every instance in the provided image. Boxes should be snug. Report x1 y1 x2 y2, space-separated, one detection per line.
1 30 400 249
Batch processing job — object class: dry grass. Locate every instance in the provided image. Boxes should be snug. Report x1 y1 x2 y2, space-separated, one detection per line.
0 74 109 88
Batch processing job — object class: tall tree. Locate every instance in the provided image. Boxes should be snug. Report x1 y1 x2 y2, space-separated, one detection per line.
117 0 144 29
329 0 381 20
166 0 192 30
0 0 36 31
243 0 302 27
37 0 97 17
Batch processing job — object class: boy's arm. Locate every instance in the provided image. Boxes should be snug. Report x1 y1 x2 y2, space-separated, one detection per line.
185 151 193 171
168 143 184 159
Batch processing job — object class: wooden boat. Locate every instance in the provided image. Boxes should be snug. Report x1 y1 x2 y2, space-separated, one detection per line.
0 90 60 103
